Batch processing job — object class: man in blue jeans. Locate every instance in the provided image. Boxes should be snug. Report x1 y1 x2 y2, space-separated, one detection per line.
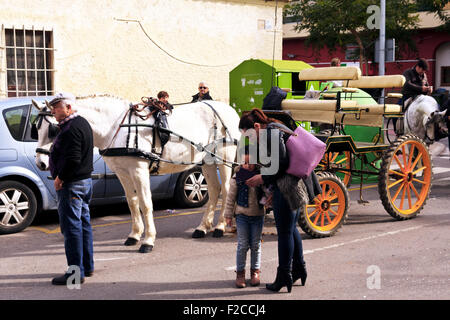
48 92 94 286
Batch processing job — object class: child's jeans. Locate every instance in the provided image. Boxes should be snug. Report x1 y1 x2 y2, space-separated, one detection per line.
235 214 264 272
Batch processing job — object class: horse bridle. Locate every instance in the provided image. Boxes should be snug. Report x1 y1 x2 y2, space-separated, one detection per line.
31 107 59 155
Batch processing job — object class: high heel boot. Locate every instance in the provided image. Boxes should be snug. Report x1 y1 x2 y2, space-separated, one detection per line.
292 261 307 286
266 267 293 293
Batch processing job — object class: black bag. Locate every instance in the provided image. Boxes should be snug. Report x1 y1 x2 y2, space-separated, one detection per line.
262 86 287 111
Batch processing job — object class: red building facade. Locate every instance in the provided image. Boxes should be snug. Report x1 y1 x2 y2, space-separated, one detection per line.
283 28 450 90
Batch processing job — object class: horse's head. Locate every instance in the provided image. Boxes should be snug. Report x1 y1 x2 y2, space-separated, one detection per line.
31 99 60 171
424 110 448 144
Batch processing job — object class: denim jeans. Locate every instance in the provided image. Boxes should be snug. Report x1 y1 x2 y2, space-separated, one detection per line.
56 178 94 278
235 214 264 272
272 185 304 271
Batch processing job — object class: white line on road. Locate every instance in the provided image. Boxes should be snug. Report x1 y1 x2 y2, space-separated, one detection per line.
224 223 439 271
94 257 128 262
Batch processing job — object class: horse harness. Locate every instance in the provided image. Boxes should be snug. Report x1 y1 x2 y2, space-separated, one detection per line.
99 99 239 173
32 107 60 155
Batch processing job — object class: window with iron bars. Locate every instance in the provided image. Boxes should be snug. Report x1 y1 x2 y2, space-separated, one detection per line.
5 27 55 97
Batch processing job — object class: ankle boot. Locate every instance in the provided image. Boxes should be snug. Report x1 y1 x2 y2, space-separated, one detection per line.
235 270 246 288
292 262 307 286
250 269 260 286
266 267 293 293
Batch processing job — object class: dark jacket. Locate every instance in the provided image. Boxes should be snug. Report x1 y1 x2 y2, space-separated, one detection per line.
402 67 428 100
191 92 213 103
260 123 290 186
49 115 93 182
261 122 322 210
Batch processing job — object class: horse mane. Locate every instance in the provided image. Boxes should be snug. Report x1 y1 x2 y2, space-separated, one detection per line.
73 94 130 119
75 93 124 100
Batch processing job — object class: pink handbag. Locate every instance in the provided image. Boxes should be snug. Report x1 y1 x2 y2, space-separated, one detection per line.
285 126 326 179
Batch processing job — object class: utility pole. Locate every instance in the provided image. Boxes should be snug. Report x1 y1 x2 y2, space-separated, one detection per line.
379 0 386 103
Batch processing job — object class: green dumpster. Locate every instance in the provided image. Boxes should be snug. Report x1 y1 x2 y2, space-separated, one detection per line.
229 59 319 120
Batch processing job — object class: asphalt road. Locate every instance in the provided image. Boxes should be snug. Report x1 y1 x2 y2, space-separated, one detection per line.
1 146 449 302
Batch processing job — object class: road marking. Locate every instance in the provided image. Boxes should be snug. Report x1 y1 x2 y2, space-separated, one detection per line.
28 208 208 234
94 257 127 262
225 224 433 271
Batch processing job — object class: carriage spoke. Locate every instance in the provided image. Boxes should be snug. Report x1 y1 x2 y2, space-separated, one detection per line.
406 183 412 209
321 212 325 227
328 193 338 201
329 208 339 216
410 152 423 171
412 166 427 175
410 182 420 199
399 183 407 209
335 157 348 164
401 145 407 166
325 187 333 199
313 210 321 225
389 170 405 177
308 208 319 219
325 211 332 224
330 203 340 207
392 182 405 202
388 178 403 189
412 178 426 185
407 145 415 170
393 154 405 172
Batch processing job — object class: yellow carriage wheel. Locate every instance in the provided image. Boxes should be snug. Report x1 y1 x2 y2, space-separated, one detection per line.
378 134 432 220
318 151 352 186
298 172 349 238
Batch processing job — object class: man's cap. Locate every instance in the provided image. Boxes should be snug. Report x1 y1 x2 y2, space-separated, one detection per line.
48 92 76 106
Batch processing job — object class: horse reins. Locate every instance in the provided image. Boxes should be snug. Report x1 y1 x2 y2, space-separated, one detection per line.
33 108 56 156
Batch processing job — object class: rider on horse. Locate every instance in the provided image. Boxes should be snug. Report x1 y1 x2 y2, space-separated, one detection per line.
401 58 433 111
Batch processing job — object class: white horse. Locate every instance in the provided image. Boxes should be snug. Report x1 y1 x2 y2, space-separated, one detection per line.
404 95 448 144
32 95 241 253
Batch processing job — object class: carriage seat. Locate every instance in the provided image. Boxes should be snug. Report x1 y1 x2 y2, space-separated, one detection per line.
281 99 338 124
335 103 402 127
347 75 406 89
299 66 361 81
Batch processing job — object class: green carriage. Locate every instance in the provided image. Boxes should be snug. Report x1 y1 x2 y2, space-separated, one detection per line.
265 66 433 238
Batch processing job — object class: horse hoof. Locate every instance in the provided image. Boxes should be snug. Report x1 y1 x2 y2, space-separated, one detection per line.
124 238 139 246
139 244 153 253
212 229 224 238
192 229 206 238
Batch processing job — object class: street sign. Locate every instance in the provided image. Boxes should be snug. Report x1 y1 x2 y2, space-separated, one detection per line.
375 38 395 62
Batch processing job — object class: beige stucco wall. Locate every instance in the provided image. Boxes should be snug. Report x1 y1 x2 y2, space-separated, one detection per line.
0 0 283 103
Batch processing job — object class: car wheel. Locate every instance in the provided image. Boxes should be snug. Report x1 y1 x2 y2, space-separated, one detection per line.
0 181 38 234
175 167 209 208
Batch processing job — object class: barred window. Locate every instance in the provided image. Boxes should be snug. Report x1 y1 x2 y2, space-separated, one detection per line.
5 27 55 97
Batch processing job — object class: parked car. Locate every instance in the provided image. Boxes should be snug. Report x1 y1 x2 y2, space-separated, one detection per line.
0 97 209 234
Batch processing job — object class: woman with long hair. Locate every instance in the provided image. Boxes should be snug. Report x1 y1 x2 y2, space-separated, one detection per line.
239 109 307 293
